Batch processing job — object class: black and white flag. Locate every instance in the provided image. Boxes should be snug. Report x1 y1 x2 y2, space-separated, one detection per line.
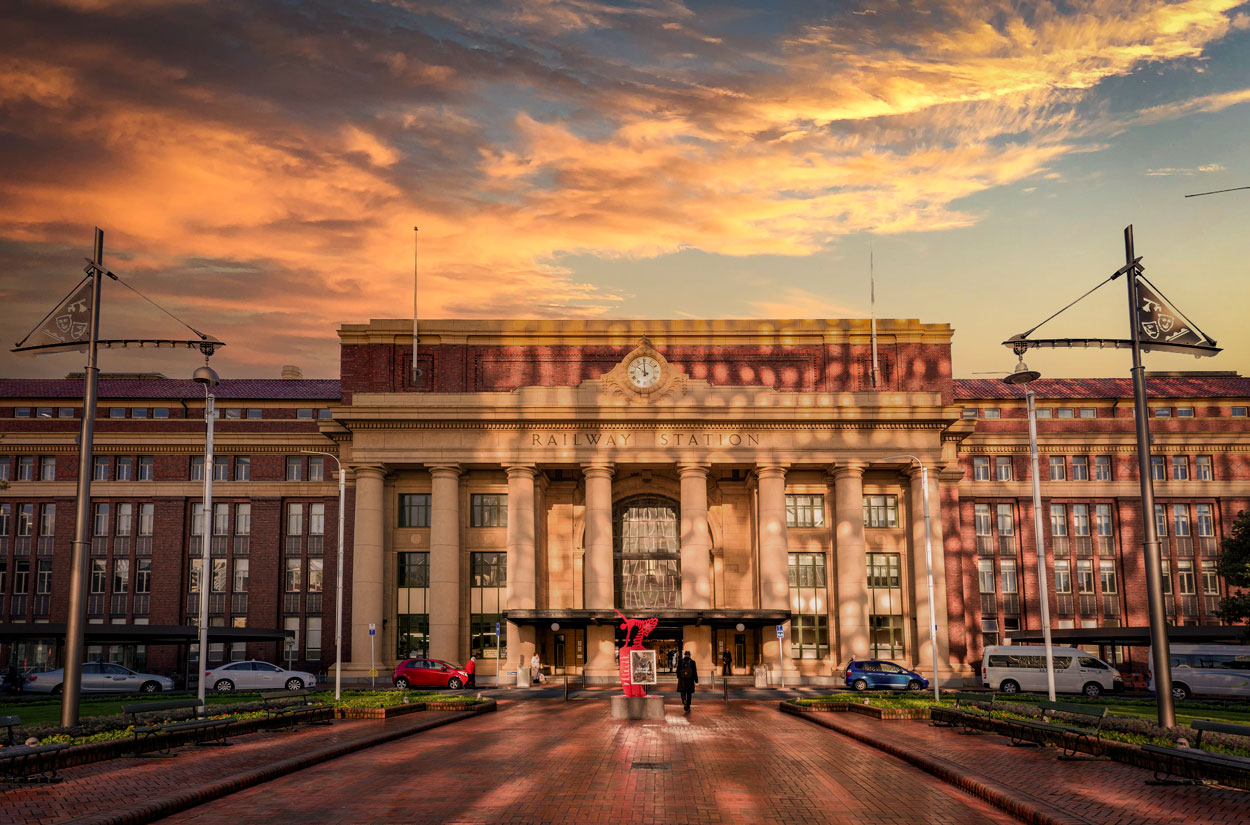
1135 276 1219 357
12 276 95 355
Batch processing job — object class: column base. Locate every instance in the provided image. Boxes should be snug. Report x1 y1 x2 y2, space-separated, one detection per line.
610 695 666 719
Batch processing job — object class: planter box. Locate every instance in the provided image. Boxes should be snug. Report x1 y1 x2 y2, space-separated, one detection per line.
334 700 490 719
784 700 930 720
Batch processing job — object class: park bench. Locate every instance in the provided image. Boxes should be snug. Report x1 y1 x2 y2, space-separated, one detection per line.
1007 700 1108 759
933 692 998 734
260 689 329 730
1143 720 1250 786
0 715 70 783
121 698 234 755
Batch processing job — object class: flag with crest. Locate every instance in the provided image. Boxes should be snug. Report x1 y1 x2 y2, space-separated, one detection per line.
13 276 95 355
1135 276 1218 357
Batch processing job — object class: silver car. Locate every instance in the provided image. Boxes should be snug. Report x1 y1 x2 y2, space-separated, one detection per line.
204 660 317 693
25 662 175 694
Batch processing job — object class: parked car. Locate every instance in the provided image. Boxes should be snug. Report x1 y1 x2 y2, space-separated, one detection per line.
392 658 468 690
24 662 175 694
982 645 1122 697
843 660 929 692
203 660 317 693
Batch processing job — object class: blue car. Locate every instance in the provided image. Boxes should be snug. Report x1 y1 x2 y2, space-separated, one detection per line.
844 660 929 692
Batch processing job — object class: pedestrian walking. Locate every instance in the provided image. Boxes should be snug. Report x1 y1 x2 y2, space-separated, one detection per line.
531 652 544 685
676 650 698 712
465 654 477 688
721 649 733 676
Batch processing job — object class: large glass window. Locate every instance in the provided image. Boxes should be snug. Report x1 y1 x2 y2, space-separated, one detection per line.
978 559 995 593
470 551 506 658
868 553 901 589
869 615 904 659
1072 504 1090 536
139 503 154 536
996 504 1014 537
1076 559 1095 594
1196 504 1214 537
309 503 325 536
307 558 324 592
1054 560 1071 594
1095 504 1113 537
1000 559 1018 594
862 495 898 528
233 559 249 593
1071 456 1089 481
138 455 155 481
116 503 132 536
1049 456 1065 481
1173 505 1190 537
995 456 1013 481
398 552 429 588
284 558 302 592
614 497 680 609
397 614 430 659
234 456 251 481
974 504 991 537
470 494 508 527
1195 455 1213 481
39 503 56 537
785 494 825 528
788 553 828 659
398 494 431 528
136 559 151 594
1150 456 1165 481
1177 560 1196 595
287 503 304 535
1172 456 1189 481
1099 560 1118 594
235 503 251 535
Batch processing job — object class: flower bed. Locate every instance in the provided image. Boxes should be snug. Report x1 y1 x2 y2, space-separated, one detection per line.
785 695 937 720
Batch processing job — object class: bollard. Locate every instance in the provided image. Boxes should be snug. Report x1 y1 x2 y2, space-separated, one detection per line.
564 672 569 702
724 674 729 702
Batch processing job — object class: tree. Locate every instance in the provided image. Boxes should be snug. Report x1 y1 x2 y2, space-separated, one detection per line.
1215 510 1250 630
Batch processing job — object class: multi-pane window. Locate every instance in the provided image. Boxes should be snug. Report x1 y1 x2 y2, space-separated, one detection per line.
115 457 133 482
1035 408 1052 419
39 503 56 536
17 456 34 481
211 558 227 592
786 494 825 527
1050 504 1067 537
1172 456 1188 481
398 614 430 659
36 560 52 595
868 553 901 589
188 559 202 594
235 503 251 535
306 617 322 658
972 456 990 481
0 458 8 483
13 560 29 593
113 559 130 593
470 552 506 658
93 455 109 481
93 503 110 536
978 559 995 593
1173 505 1190 537
1154 407 1171 418
309 503 325 536
1094 504 1113 537
1177 560 1196 596
1195 455 1213 481
1057 408 1075 419
138 455 154 481
1154 504 1168 537
1072 504 1090 536
1048 456 1065 481
191 456 204 481
136 559 151 594
870 615 904 659
234 456 251 481
862 495 898 528
287 503 304 535
1196 504 1214 537
284 558 302 592
307 558 324 592
233 559 249 592
398 494 431 528
1094 455 1112 481
1233 406 1248 417
1160 560 1171 595
996 504 1014 537
90 559 107 593
1201 561 1220 596
398 552 430 588
995 456 1013 481
213 455 228 482
1054 560 1072 593
789 553 829 659
1099 560 1118 594
285 457 303 482
1071 456 1089 481
213 503 229 536
1176 407 1195 418
138 503 154 536
17 504 33 536
1150 456 1165 481
0 503 8 536
1000 559 1018 594
1079 408 1096 419
981 408 1001 419
1076 559 1095 594
116 503 132 536
974 504 991 537
471 494 508 527
308 456 325 482
39 456 55 480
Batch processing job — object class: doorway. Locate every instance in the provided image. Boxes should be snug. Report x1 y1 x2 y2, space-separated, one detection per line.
617 626 683 673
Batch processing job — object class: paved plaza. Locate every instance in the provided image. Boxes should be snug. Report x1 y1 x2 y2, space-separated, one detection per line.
3 695 1248 825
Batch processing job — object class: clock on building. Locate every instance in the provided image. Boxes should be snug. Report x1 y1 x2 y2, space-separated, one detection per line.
627 356 661 389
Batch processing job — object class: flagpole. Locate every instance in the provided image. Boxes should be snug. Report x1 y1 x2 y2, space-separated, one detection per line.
61 228 104 728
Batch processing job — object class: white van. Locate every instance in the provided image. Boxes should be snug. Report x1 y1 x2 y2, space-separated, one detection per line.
982 645 1122 697
1148 644 1250 701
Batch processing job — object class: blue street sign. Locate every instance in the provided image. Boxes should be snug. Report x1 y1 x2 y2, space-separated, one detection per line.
368 624 376 637
495 622 501 634
776 624 784 639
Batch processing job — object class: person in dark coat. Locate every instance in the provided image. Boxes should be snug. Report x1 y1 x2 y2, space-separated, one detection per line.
676 650 699 712
721 649 733 676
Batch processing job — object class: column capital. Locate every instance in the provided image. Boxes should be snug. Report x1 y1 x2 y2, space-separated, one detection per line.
754 463 787 480
677 462 711 478
830 461 866 480
904 464 927 481
351 464 387 481
427 463 463 478
505 464 538 479
581 463 615 479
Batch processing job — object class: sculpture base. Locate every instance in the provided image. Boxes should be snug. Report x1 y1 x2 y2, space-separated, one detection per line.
610 695 666 720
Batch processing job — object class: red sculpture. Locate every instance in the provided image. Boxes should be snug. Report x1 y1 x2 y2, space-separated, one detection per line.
615 609 658 697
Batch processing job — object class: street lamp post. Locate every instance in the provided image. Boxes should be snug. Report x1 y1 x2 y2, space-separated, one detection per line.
302 450 346 701
879 455 940 701
1004 352 1057 701
192 363 219 712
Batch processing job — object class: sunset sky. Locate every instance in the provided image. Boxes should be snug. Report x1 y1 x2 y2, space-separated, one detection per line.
1 0 1247 381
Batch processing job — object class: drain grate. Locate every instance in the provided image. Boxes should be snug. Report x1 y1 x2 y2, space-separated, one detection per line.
631 762 671 771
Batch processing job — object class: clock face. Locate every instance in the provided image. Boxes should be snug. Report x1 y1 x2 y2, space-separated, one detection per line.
627 356 661 389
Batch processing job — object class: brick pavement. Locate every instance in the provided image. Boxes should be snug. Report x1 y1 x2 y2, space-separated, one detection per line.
154 699 1020 825
793 709 1250 825
0 709 475 825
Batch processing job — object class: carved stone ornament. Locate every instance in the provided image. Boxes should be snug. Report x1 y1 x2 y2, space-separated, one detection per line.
599 337 689 403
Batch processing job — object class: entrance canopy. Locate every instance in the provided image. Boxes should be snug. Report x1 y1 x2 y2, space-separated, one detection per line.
503 609 790 630
1006 625 1245 647
0 623 293 645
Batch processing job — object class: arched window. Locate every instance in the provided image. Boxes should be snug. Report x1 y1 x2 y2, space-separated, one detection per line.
614 496 681 610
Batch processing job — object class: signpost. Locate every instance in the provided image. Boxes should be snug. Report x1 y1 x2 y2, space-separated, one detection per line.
776 625 785 688
496 621 502 688
368 623 376 688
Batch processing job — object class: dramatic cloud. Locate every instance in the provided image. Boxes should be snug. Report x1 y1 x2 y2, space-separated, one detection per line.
0 0 1246 375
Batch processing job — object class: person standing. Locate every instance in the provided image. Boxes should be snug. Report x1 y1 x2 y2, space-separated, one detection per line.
465 654 477 689
721 649 733 677
530 651 543 685
676 650 699 712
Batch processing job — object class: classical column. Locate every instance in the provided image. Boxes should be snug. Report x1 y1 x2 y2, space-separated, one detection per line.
428 464 462 665
756 464 789 679
833 462 869 664
349 465 385 677
506 465 538 677
680 463 714 664
582 464 616 679
906 465 934 673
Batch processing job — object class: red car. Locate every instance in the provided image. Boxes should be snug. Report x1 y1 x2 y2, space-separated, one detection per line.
392 658 468 690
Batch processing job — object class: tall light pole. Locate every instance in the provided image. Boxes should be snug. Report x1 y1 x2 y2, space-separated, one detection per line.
1004 350 1057 701
302 450 345 700
880 454 940 701
192 361 219 711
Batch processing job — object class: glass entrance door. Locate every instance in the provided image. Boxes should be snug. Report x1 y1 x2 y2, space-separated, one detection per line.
618 626 683 673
